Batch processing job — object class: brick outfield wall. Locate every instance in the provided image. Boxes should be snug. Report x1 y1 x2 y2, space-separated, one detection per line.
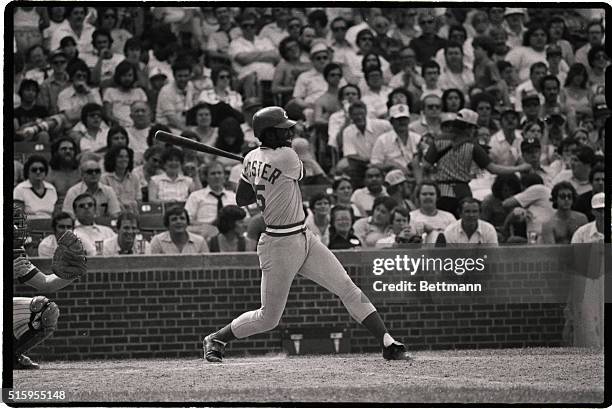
14 246 578 361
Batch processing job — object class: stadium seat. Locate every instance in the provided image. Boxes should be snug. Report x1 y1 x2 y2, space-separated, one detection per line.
139 202 165 233
27 218 53 235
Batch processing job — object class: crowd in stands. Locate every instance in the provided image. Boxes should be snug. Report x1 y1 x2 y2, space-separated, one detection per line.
12 6 607 256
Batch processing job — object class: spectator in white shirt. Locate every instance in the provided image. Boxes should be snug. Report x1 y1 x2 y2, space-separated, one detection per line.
126 101 153 165
502 173 554 238
150 205 209 255
259 7 290 48
438 42 475 96
502 8 527 49
443 197 498 245
50 6 96 56
71 192 117 248
197 66 243 112
149 146 196 204
489 107 523 166
155 60 198 131
371 104 421 173
57 59 102 119
185 161 237 239
410 181 457 242
551 145 595 195
102 212 150 255
419 60 444 101
83 29 125 86
228 12 279 98
38 211 96 257
350 164 388 217
435 25 474 71
327 84 361 159
361 67 393 119
514 62 547 114
72 103 109 153
13 155 58 219
102 60 148 128
504 26 549 83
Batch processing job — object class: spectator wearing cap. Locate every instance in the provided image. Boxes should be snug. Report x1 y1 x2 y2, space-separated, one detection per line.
520 122 553 187
545 43 569 85
293 42 346 120
155 60 198 132
228 12 279 98
384 169 417 212
443 197 498 245
57 59 102 118
551 145 595 195
327 84 362 155
50 7 96 56
62 155 121 219
546 16 575 66
102 212 151 255
350 164 388 218
519 90 543 125
505 27 549 83
566 192 604 349
423 109 531 216
37 49 70 115
489 106 522 166
361 66 393 119
438 41 475 96
586 44 608 89
575 21 605 69
205 7 242 64
371 104 421 174
71 102 110 153
574 164 605 222
259 7 290 48
502 8 526 49
409 10 447 66
341 101 392 185
410 94 442 138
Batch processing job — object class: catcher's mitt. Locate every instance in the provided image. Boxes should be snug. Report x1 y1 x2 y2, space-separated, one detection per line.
52 231 87 280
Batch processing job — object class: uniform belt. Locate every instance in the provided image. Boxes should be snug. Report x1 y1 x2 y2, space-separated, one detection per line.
265 219 307 236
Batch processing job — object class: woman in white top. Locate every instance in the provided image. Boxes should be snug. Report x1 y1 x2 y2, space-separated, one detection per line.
103 60 148 127
187 102 218 163
305 193 332 246
13 155 58 219
197 66 243 111
149 146 195 203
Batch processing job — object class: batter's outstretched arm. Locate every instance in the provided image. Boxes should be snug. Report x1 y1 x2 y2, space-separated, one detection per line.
236 179 256 207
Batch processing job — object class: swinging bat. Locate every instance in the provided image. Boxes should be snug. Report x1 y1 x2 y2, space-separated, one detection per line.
155 130 245 162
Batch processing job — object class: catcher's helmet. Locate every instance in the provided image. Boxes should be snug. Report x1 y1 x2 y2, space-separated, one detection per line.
252 107 296 139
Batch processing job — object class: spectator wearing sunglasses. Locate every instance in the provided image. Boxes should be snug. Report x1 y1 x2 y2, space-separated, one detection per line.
62 155 121 219
409 10 447 66
14 155 58 219
38 49 71 115
72 192 117 246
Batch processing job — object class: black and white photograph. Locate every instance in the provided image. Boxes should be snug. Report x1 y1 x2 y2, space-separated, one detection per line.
3 1 609 406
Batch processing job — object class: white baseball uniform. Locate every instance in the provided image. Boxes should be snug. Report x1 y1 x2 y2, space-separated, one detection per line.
230 147 376 338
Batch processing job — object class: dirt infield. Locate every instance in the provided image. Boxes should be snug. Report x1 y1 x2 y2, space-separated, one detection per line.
10 348 604 404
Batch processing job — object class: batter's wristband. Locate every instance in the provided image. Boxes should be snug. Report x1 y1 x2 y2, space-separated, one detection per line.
18 267 40 284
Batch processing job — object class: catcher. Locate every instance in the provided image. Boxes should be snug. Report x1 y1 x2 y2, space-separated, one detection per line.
13 204 87 370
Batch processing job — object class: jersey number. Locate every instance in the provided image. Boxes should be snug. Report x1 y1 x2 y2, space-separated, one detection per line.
255 184 266 212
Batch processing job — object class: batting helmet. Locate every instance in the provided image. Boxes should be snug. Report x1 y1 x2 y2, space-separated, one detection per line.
252 107 296 139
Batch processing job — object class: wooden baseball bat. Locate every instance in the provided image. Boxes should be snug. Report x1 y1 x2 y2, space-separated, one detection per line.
155 130 244 162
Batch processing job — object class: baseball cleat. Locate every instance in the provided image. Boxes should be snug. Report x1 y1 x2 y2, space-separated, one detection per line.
203 334 226 363
14 354 40 370
383 342 413 361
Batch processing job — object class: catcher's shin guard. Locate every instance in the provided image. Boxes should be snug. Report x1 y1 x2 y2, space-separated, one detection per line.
13 296 60 356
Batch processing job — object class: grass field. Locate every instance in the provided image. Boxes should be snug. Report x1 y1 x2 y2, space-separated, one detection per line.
10 348 604 404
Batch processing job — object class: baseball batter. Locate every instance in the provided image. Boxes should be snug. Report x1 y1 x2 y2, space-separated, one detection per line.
204 107 411 361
